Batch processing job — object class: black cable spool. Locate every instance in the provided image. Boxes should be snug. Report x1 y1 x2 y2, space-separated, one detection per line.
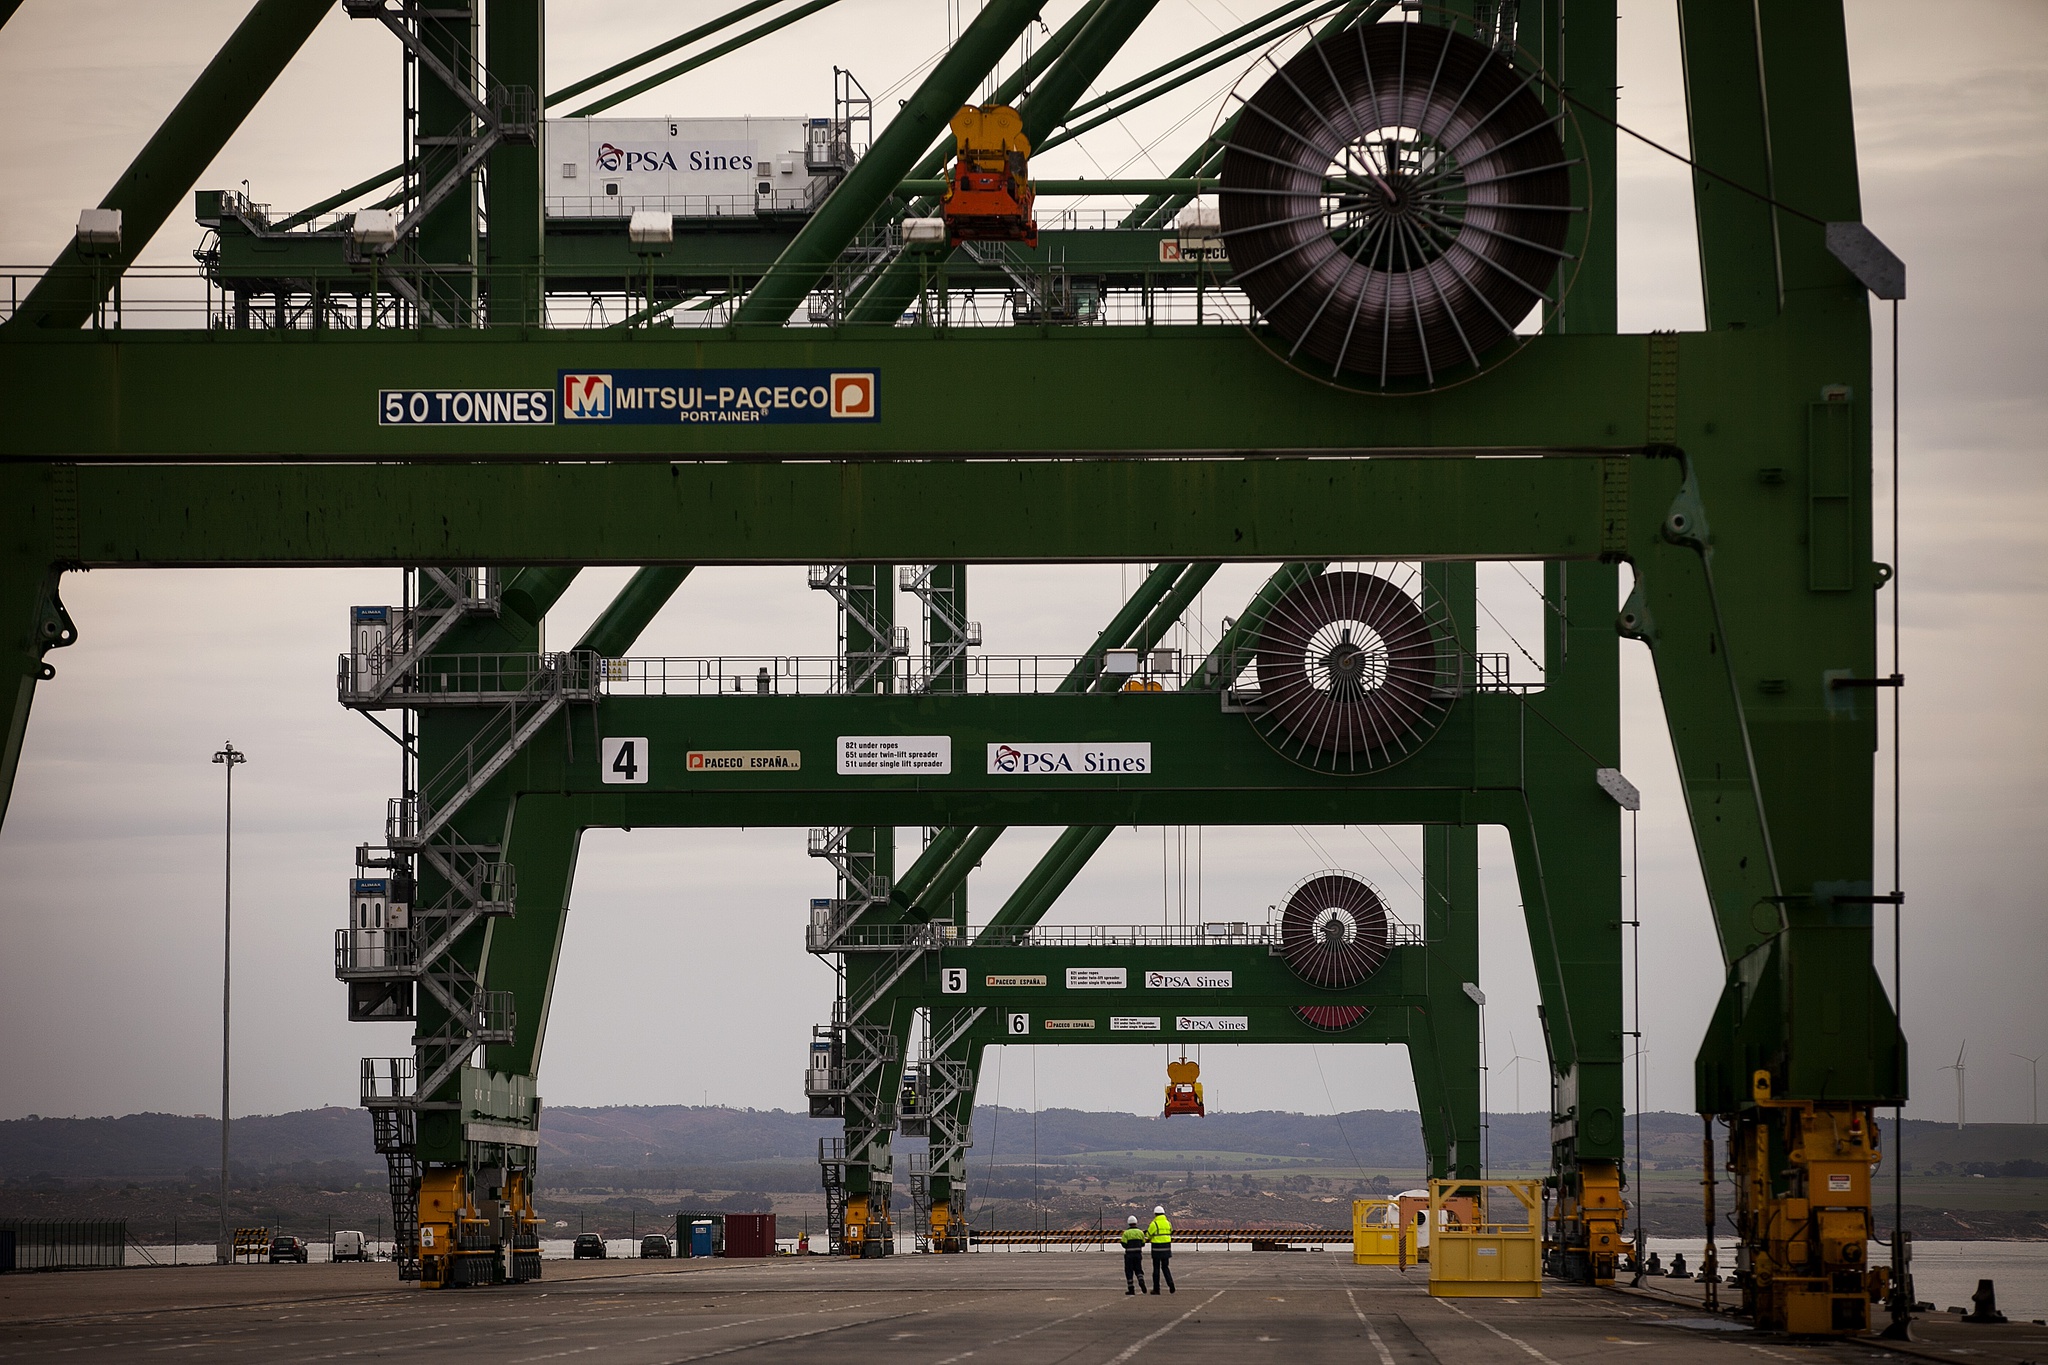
1280 870 1391 988
1248 567 1459 772
1220 20 1573 387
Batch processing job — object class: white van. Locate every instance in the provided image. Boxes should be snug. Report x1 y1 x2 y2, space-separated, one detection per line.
332 1230 367 1262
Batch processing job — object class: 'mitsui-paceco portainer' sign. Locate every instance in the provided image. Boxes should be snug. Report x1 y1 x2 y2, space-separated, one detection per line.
546 117 836 219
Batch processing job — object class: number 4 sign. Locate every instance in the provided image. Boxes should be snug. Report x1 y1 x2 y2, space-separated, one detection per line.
601 737 649 784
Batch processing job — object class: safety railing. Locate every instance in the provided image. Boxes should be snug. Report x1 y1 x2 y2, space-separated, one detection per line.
1 253 1245 333
0 1220 128 1270
812 919 962 954
339 649 601 708
360 1056 418 1105
335 927 418 976
600 652 1194 698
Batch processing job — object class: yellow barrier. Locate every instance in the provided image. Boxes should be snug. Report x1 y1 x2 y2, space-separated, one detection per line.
1426 1179 1542 1298
1351 1199 1415 1266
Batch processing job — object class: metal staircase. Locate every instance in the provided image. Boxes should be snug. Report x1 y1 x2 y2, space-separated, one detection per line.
337 575 594 1285
899 565 981 694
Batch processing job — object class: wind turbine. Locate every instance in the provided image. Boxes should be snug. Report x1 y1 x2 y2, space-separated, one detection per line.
2012 1053 2042 1126
1940 1042 1967 1130
1503 1032 1541 1113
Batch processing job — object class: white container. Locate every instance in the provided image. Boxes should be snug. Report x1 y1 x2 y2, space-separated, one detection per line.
350 209 400 248
75 208 122 252
627 209 674 248
546 117 832 219
901 216 947 245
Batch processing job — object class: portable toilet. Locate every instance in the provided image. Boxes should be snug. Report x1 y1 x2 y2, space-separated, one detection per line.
688 1220 715 1258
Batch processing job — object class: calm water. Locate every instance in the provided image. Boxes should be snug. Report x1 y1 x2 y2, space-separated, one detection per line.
1643 1237 2048 1323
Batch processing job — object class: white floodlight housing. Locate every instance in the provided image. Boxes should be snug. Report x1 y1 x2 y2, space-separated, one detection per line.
74 208 122 255
350 209 400 249
628 209 674 251
1104 648 1141 675
1149 648 1178 674
902 216 947 245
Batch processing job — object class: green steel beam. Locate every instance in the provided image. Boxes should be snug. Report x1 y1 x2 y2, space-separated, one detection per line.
8 457 1628 568
984 825 1114 933
274 162 414 234
0 326 1657 457
896 177 1214 196
838 0 1115 325
1086 561 1217 692
500 566 581 626
546 0 786 108
487 0 545 328
564 0 845 119
735 0 1048 325
6 0 332 331
573 566 692 657
908 823 1008 918
1188 560 1321 687
1059 0 1330 128
1017 0 1164 147
1674 0 1779 329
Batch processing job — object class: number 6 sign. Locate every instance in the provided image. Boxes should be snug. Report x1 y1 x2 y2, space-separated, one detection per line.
1007 1013 1030 1036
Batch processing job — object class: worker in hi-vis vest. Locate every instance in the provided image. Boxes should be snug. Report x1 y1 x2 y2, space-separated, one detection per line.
1120 1216 1147 1294
1145 1205 1175 1294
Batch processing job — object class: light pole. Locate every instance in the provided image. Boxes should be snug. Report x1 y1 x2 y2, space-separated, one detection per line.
212 741 245 1264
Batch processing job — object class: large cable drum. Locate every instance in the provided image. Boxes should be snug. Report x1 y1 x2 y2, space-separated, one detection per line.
1250 566 1459 772
1280 871 1392 988
1220 21 1573 386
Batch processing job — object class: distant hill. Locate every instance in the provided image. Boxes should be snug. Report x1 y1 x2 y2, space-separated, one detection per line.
2 1105 2040 1182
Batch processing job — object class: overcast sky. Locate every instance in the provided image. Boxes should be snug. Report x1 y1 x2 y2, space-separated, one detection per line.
0 2 2042 1132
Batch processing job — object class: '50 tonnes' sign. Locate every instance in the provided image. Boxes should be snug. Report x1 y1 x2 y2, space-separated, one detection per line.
560 369 877 424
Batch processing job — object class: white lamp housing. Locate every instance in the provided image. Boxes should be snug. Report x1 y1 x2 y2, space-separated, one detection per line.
350 209 400 249
902 216 947 245
1103 648 1141 676
628 210 674 250
74 208 122 254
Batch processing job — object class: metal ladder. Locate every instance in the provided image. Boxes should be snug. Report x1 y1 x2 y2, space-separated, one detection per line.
369 1102 420 1280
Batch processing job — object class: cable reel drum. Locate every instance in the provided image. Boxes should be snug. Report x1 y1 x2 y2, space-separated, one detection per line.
1218 16 1577 389
1243 564 1462 774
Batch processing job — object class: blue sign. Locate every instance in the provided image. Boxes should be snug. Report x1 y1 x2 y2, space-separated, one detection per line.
557 368 878 425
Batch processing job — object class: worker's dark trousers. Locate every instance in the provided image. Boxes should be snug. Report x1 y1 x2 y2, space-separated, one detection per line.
1151 1245 1175 1293
1124 1247 1144 1290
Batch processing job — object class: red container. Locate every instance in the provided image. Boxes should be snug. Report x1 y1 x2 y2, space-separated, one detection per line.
723 1213 776 1258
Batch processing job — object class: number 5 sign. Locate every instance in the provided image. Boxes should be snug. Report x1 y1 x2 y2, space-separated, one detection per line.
941 968 967 995
601 737 649 784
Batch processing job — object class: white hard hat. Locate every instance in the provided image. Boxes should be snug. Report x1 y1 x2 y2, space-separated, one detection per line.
1127 1216 1139 1226
1154 1205 1165 1216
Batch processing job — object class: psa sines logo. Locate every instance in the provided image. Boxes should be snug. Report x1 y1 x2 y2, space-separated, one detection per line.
829 372 875 419
991 744 1023 773
562 373 612 420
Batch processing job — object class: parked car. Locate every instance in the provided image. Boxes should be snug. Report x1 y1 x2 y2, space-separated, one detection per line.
572 1233 606 1260
641 1235 671 1258
332 1230 367 1262
268 1236 309 1264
